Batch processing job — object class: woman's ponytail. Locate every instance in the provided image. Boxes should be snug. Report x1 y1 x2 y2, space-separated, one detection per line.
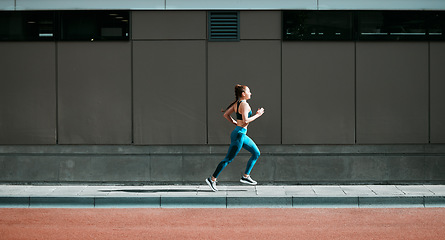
222 84 246 112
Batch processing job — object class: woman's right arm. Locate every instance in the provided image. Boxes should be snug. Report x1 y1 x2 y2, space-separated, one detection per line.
240 102 264 125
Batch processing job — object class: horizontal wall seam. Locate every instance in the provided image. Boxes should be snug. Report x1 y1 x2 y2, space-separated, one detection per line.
1 153 444 157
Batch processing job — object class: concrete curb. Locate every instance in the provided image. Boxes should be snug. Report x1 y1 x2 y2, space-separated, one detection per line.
1 196 444 208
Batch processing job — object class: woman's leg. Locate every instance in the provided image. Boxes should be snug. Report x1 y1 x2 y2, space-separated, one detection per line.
212 129 244 178
242 135 260 176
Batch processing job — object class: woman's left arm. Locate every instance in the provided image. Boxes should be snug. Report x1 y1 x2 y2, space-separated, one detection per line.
223 105 237 125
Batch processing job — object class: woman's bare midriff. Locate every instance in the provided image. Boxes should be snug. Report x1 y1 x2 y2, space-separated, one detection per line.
236 120 248 129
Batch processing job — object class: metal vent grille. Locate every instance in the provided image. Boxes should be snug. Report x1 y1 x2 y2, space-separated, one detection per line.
208 11 239 41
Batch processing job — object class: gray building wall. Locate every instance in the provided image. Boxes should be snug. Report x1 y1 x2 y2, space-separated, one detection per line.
282 42 355 144
0 10 444 184
356 42 429 144
58 42 133 144
431 43 445 143
0 42 57 144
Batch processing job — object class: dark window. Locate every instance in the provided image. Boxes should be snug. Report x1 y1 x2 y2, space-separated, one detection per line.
283 11 354 41
60 11 129 41
358 11 428 41
283 10 445 41
0 11 56 41
208 11 239 41
0 10 130 41
427 11 445 41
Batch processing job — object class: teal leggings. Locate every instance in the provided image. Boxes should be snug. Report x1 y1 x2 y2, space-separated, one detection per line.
212 126 260 178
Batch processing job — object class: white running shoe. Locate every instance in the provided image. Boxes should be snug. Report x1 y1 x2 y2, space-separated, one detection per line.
240 175 257 185
205 177 218 192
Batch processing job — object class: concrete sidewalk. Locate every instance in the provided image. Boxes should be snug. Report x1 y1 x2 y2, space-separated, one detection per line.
0 184 444 208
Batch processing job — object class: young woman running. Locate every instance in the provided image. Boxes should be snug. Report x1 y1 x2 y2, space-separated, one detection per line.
206 84 265 192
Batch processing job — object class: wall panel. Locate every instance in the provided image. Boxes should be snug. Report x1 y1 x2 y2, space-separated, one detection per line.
356 42 429 144
132 11 206 40
240 11 281 40
282 42 355 144
57 42 132 144
430 42 445 143
208 40 281 144
133 40 207 144
0 42 56 144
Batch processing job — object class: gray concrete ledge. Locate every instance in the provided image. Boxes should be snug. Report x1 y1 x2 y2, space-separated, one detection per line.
1 185 444 208
1 145 445 184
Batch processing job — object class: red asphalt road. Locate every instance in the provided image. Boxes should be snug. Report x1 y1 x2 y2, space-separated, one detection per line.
1 208 444 240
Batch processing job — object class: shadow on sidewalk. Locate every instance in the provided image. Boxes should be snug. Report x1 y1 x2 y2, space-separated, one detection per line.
99 189 249 193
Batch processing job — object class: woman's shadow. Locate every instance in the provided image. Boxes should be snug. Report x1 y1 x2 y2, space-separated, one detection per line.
99 188 248 193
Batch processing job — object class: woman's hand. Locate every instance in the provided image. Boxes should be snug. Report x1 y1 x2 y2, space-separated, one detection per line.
256 108 265 116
